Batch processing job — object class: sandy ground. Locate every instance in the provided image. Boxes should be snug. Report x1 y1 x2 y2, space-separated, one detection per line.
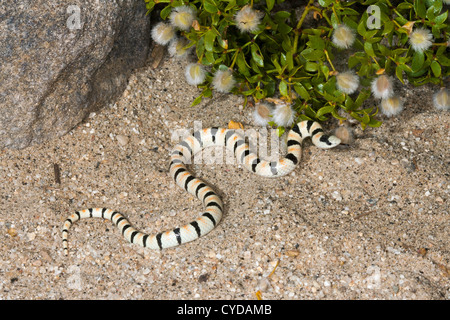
0 51 449 300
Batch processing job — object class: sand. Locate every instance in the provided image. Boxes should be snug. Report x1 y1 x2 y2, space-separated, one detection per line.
0 51 448 300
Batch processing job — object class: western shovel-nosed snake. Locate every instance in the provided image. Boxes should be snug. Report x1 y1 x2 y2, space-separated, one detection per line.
62 120 340 255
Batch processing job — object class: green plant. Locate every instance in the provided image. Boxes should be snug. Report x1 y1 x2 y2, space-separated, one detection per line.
145 0 449 129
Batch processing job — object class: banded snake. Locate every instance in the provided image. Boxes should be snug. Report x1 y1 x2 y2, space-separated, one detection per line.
62 120 340 255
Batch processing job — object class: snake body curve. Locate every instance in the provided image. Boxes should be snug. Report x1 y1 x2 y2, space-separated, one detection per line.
62 120 340 255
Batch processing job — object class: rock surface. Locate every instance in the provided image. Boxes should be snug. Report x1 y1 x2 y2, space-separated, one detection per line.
0 0 150 149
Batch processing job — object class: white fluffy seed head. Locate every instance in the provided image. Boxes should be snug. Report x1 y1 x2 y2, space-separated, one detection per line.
212 69 236 93
381 97 404 117
185 63 206 86
253 102 273 126
332 24 356 49
272 103 295 127
235 5 263 33
336 71 359 94
334 126 354 145
371 75 394 100
433 88 449 111
151 22 176 45
409 28 433 52
444 0 450 5
169 5 196 31
168 37 192 59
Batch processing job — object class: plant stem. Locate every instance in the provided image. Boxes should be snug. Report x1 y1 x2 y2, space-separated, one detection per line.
392 19 402 29
296 0 315 30
332 5 341 25
371 56 381 69
293 0 315 53
229 49 239 69
432 42 448 46
321 10 333 26
324 49 336 72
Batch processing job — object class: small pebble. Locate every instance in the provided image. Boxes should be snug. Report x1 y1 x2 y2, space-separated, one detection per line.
257 277 271 291
116 135 129 146
7 228 18 237
435 196 443 203
285 250 300 257
32 260 42 267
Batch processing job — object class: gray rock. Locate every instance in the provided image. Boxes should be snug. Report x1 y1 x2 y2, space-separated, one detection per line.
0 0 151 149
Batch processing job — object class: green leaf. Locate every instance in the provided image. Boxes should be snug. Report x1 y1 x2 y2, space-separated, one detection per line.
358 63 371 77
251 43 264 67
429 0 443 14
430 60 441 77
281 37 292 52
411 51 424 72
307 36 326 50
348 55 361 69
397 2 413 10
342 16 358 30
316 105 335 117
203 88 212 98
271 55 282 73
318 0 333 7
344 95 354 109
277 126 285 137
364 30 379 40
279 81 288 97
255 87 266 100
301 48 324 61
414 0 426 18
320 65 330 80
330 11 339 28
357 16 367 37
398 63 412 73
204 50 215 65
218 64 229 72
364 42 375 57
224 0 236 11
204 29 216 52
426 5 437 20
368 117 382 128
160 5 172 19
286 50 294 71
236 51 251 77
274 11 291 21
145 2 155 12
294 83 311 101
196 37 205 58
191 94 203 106
437 53 450 67
278 22 293 34
382 20 394 35
395 65 404 84
266 0 275 11
242 88 256 96
305 62 319 72
331 108 347 120
434 11 448 25
203 0 218 13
